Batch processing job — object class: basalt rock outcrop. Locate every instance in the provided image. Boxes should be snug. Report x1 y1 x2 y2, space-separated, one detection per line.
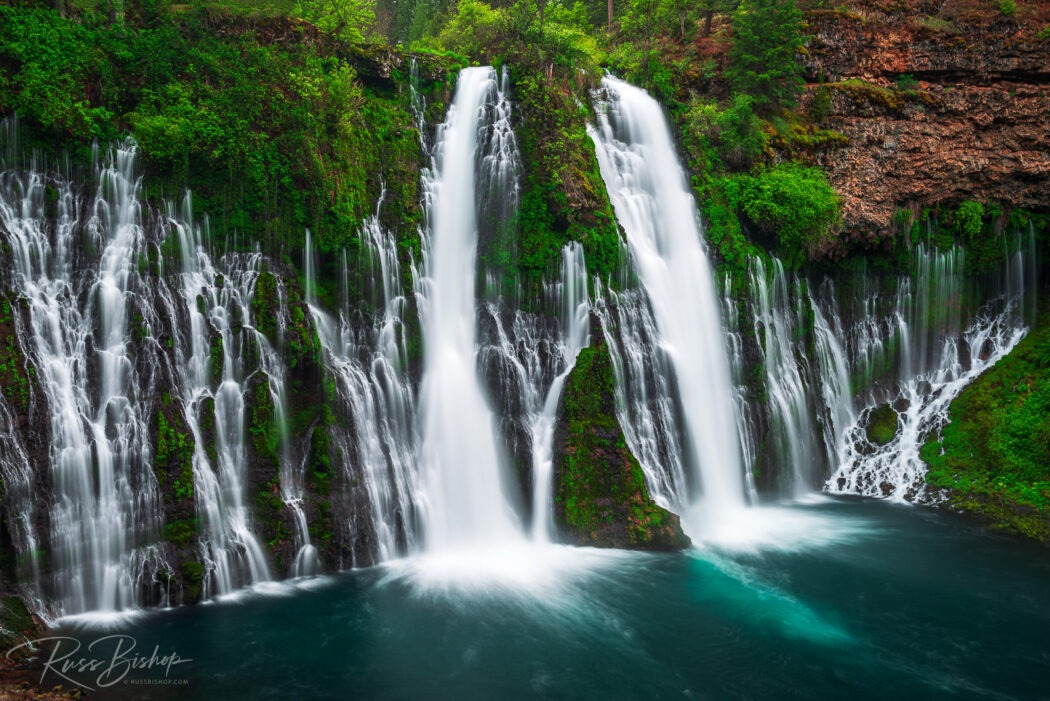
801 4 1050 244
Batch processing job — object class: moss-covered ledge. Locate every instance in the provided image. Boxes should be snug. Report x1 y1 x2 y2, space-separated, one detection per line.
921 301 1050 542
552 329 690 551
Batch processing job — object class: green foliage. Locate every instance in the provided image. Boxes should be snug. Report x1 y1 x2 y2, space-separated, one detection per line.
954 200 985 240
1038 25 1050 41
619 0 701 40
0 298 32 413
725 0 805 110
252 270 280 342
809 84 832 122
0 7 116 140
432 0 504 58
997 0 1016 17
249 378 282 465
1 5 433 265
162 518 201 548
894 73 919 91
922 305 1050 541
514 72 621 282
155 410 195 503
424 0 604 77
294 0 379 42
684 94 767 172
720 163 841 265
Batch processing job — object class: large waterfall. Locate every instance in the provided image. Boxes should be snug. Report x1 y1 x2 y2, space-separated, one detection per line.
416 66 525 550
590 77 747 531
0 68 1041 621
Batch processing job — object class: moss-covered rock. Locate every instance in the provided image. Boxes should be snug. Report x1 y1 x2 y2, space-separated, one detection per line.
552 329 690 551
865 403 899 446
921 301 1050 542
513 73 622 286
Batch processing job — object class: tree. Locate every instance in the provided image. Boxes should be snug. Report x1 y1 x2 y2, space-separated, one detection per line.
725 0 805 110
295 0 378 43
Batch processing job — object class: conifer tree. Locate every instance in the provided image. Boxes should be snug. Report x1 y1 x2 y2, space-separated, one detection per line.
725 0 805 110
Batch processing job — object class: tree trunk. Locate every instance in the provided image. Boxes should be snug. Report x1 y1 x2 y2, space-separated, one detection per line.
607 0 614 28
704 9 714 36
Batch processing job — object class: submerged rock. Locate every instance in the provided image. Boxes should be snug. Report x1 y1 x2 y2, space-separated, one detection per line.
552 333 690 551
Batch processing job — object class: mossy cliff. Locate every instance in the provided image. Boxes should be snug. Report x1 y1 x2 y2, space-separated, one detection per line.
552 329 690 551
921 300 1050 542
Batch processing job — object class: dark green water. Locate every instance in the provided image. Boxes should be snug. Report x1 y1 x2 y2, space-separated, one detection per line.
52 498 1050 700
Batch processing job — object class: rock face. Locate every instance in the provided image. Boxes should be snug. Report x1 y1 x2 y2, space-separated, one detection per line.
801 5 1050 243
552 331 690 551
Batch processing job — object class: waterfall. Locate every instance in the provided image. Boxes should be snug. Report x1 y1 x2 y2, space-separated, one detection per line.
590 77 746 526
810 284 856 474
594 284 689 508
529 244 590 541
164 201 271 597
749 258 822 494
308 214 420 563
416 66 524 550
0 142 169 616
826 239 1034 501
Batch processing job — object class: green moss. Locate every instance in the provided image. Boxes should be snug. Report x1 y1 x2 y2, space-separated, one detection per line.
513 73 621 285
155 410 195 503
921 303 1050 541
162 518 201 548
0 297 32 414
252 270 280 343
554 338 689 550
249 378 281 464
209 333 224 384
180 560 204 602
866 404 898 446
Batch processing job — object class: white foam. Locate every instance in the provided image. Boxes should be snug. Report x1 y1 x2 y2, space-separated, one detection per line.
682 501 872 555
53 608 147 630
379 542 635 599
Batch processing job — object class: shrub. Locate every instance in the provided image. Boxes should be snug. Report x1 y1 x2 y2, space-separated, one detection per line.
721 163 841 264
954 200 985 240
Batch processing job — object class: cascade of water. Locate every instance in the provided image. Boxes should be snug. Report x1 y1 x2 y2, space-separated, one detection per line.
0 142 168 615
530 243 590 541
416 66 524 550
749 258 821 493
590 77 745 523
826 240 1034 500
476 243 589 543
809 283 857 473
409 58 429 154
721 275 759 502
593 284 689 508
310 203 420 563
165 199 271 597
828 314 1024 500
0 354 43 610
903 243 965 381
